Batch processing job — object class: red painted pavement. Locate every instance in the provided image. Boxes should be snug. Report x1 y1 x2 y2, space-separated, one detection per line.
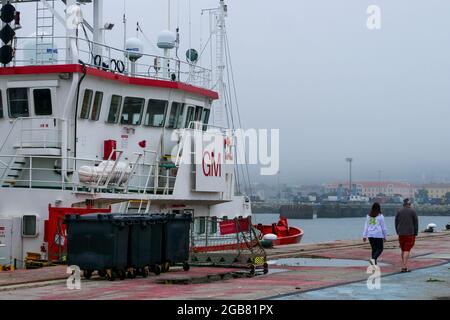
0 233 448 300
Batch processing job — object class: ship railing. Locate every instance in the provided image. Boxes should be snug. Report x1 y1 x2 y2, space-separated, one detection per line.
0 153 175 195
132 156 177 194
173 122 234 169
187 121 234 135
17 117 64 150
0 118 20 155
12 36 213 90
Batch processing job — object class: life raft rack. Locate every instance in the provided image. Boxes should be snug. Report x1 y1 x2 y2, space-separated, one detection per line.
78 161 132 186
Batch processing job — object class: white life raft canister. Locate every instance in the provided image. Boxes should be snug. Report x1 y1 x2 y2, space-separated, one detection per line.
78 161 132 185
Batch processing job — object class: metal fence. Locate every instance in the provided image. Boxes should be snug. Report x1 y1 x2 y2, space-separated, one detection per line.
190 216 268 274
13 36 212 89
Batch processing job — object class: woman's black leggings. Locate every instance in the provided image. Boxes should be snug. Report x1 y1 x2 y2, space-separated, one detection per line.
369 238 384 262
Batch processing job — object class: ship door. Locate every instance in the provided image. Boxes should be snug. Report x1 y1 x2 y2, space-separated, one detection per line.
26 117 60 149
0 217 23 268
22 88 59 149
0 219 12 267
0 218 14 267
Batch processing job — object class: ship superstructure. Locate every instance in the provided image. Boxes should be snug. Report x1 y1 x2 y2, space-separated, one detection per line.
0 0 251 268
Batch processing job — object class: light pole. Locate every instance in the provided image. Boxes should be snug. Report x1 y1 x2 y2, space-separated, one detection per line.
277 170 281 200
346 158 353 196
378 170 382 196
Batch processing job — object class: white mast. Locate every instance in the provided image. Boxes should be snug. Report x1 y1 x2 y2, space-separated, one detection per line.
213 0 227 127
168 0 171 30
92 0 104 57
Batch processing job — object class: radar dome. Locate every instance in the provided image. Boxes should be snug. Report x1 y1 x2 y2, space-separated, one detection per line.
157 30 176 49
125 37 144 61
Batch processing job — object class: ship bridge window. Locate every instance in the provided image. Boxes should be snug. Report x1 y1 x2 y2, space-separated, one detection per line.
201 109 210 131
0 91 3 118
7 88 29 118
33 89 52 116
121 97 144 125
144 99 168 127
195 106 203 121
90 91 104 121
107 95 122 124
197 217 206 235
167 102 184 129
184 106 195 128
80 89 93 119
210 216 218 234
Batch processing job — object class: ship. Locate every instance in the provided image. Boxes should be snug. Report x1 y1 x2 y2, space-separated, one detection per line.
255 216 304 246
0 0 301 268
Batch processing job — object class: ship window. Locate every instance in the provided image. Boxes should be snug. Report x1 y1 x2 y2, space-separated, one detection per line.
107 95 122 124
80 89 93 119
33 89 52 116
202 109 210 131
195 106 203 121
7 88 29 118
22 215 38 237
197 217 206 235
167 102 184 129
121 97 144 125
144 99 168 127
210 216 218 234
184 106 195 128
90 91 103 121
0 91 3 118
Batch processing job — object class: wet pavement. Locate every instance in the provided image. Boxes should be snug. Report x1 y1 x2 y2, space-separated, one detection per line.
269 257 389 267
0 231 448 300
277 263 450 300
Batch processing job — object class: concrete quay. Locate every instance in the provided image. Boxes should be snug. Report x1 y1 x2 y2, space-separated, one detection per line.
0 231 448 300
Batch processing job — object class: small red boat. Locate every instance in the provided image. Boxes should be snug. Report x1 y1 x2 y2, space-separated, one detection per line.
255 217 304 246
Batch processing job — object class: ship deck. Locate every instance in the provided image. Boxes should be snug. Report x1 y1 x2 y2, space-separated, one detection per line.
0 231 449 300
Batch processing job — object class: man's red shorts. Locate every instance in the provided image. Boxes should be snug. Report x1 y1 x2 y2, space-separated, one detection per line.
399 235 416 252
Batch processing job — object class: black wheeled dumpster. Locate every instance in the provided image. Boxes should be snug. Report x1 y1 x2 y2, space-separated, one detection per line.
65 214 129 281
159 213 192 272
119 214 165 277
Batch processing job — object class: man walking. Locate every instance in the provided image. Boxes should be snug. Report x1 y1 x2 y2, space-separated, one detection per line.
395 198 419 273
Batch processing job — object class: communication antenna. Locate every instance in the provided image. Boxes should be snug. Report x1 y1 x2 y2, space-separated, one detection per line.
189 0 192 49
168 0 171 30
122 0 126 50
214 0 227 127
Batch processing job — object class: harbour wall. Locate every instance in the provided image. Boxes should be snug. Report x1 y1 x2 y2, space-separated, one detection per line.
251 203 450 219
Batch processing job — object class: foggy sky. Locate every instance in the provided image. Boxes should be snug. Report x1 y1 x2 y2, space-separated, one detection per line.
14 0 450 185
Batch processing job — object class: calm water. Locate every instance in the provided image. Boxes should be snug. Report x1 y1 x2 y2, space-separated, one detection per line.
252 214 450 244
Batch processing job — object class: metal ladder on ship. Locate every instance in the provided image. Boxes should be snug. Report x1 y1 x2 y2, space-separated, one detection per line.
35 0 55 64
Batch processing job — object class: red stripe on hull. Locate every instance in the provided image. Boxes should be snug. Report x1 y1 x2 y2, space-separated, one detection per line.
0 64 219 100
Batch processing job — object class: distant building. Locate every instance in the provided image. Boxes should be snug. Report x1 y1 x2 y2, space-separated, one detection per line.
412 183 450 200
325 181 413 199
294 185 325 196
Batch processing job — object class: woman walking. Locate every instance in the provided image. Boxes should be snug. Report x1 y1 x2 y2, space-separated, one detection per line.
363 202 388 265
